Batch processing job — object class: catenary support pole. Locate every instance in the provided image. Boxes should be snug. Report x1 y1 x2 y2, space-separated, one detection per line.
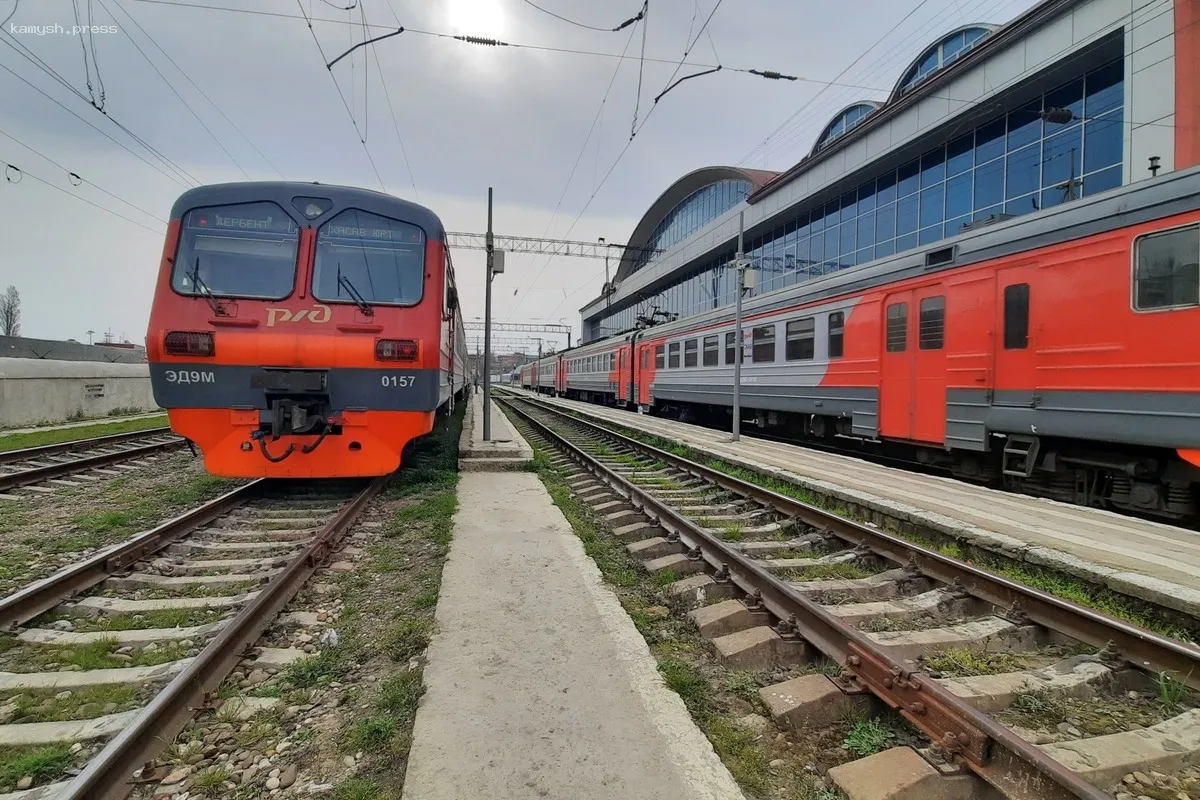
484 187 494 441
732 210 744 443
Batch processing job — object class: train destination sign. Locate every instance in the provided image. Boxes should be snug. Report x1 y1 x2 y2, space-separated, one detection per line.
185 203 299 235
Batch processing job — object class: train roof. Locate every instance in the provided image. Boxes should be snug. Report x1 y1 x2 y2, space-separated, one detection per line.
168 181 445 239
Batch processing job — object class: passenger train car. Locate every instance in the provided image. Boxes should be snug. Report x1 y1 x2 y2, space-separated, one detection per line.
146 181 469 479
523 166 1200 520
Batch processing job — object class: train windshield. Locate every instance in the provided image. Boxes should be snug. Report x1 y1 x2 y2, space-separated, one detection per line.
312 209 426 307
172 202 300 300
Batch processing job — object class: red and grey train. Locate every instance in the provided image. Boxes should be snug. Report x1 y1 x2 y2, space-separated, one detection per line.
522 166 1200 521
146 181 469 479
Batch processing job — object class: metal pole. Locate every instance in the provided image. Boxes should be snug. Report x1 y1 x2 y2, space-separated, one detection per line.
732 211 744 443
483 187 494 441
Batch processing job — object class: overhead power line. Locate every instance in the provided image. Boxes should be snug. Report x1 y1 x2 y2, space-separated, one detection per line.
1 157 164 235
520 0 646 33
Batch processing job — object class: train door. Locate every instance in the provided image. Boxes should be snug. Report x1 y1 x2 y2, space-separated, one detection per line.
627 333 641 405
616 348 627 404
993 267 1035 403
912 286 947 444
879 290 914 440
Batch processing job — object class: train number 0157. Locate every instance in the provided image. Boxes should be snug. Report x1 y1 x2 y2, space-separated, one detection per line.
381 375 415 388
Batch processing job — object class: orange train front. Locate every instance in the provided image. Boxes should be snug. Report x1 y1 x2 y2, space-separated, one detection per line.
146 181 468 479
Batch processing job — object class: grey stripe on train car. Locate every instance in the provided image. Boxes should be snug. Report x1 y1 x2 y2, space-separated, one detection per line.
149 364 442 412
948 389 1200 451
650 383 879 438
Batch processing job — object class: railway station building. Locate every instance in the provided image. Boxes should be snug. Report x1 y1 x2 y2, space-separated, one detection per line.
580 0 1199 342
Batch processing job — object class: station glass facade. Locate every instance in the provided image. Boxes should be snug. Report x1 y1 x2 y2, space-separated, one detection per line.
630 179 752 274
591 58 1124 339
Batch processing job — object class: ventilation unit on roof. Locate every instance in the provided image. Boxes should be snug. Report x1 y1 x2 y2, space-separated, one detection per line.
962 213 1014 232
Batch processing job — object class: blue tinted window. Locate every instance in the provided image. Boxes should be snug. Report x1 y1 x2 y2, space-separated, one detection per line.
810 209 825 234
840 221 856 256
974 158 1004 207
1084 112 1123 174
1084 164 1122 195
1044 78 1083 133
841 191 857 219
857 215 875 250
921 146 946 186
898 160 920 197
858 181 877 213
1005 195 1040 217
1006 144 1041 199
1007 100 1043 150
920 224 943 244
875 238 895 258
947 133 974 176
897 195 919 235
825 200 841 226
896 232 918 252
877 171 898 204
1085 60 1123 117
920 183 945 229
976 119 1005 163
946 214 970 237
875 203 896 241
314 209 426 306
824 228 839 264
1042 128 1082 190
946 173 972 218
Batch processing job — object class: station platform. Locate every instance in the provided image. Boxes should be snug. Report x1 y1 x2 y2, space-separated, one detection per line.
402 467 744 800
503 390 1200 617
457 390 533 472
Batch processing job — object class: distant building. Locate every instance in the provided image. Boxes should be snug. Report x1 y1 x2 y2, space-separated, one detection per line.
0 335 147 363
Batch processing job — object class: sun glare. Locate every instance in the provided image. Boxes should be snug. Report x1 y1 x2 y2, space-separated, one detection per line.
446 0 507 37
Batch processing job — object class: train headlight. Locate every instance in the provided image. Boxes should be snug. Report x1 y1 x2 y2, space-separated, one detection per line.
164 331 215 356
376 338 419 362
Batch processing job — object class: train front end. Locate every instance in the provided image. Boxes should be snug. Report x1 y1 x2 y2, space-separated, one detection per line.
146 182 458 479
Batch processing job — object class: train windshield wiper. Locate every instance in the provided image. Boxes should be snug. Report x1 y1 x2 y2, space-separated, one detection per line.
337 265 374 317
189 258 228 316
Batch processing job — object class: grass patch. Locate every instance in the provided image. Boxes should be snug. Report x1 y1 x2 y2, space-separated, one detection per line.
841 716 901 757
0 414 168 452
335 778 381 800
779 562 876 581
32 607 226 632
0 684 142 723
0 744 73 788
920 648 1027 678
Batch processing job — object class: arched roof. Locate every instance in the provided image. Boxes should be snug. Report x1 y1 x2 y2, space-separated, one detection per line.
889 24 997 101
811 101 882 155
613 166 777 283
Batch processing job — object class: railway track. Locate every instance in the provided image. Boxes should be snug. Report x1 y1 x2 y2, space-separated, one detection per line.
0 429 183 496
499 394 1200 800
0 476 383 799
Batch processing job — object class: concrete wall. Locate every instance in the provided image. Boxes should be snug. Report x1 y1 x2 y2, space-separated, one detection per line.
0 358 158 428
0 336 147 364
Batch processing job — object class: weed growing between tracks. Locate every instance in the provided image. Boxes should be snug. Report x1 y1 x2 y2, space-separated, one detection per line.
552 408 1200 643
274 405 464 800
521 435 891 800
0 414 168 451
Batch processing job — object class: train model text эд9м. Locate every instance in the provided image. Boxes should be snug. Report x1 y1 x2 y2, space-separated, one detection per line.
522 166 1200 522
146 181 468 479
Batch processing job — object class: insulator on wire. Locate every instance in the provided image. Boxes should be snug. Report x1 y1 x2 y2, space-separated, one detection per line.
749 70 798 81
455 35 508 46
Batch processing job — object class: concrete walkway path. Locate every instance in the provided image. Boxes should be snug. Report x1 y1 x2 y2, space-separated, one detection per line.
0 411 164 438
403 471 744 800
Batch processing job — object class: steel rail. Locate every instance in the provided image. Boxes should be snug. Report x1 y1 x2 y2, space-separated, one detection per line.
0 480 268 630
513 394 1200 691
59 476 387 800
0 437 185 493
501 396 1112 800
0 427 174 466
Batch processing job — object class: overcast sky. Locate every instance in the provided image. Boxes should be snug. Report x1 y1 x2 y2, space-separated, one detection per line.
0 0 1040 351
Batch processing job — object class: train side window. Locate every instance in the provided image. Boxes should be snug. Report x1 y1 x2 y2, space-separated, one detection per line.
609 353 615 370
702 335 719 366
724 332 740 364
1004 284 1029 349
752 325 776 363
828 312 845 359
886 303 907 352
655 345 665 369
668 342 681 368
919 296 945 350
786 318 815 361
684 339 698 368
1134 225 1200 310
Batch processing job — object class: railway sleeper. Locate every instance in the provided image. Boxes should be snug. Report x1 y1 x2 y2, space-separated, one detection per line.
937 654 1115 713
792 569 938 603
829 588 986 626
866 616 1048 662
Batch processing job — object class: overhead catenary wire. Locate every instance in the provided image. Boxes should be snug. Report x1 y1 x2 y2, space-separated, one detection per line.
295 0 386 193
1 158 164 235
367 0 419 201
520 0 646 33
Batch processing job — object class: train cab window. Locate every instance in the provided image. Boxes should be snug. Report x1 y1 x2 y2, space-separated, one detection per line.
752 325 776 363
1004 284 1029 349
668 342 681 368
828 312 845 359
313 209 426 306
1134 225 1200 310
173 201 299 300
655 345 665 369
919 296 945 350
684 340 698 368
702 335 719 366
785 318 815 361
886 303 907 352
725 332 740 365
